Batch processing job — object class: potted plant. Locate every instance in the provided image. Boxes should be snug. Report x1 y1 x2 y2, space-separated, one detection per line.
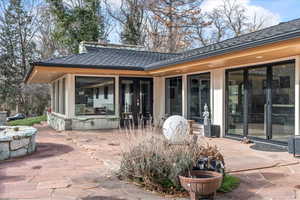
179 170 222 200
179 156 224 200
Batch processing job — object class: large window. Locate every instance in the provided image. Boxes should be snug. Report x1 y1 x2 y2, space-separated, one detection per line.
75 76 115 115
187 73 210 123
165 76 182 115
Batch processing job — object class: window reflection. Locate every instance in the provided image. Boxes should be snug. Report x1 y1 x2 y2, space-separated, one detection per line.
75 76 115 115
187 73 210 123
227 70 244 136
165 76 182 115
272 63 295 142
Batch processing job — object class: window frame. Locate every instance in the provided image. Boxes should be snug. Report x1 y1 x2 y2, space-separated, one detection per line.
74 76 116 116
165 76 183 116
187 72 211 123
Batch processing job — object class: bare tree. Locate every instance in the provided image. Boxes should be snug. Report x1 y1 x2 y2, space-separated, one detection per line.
144 17 164 51
35 3 69 58
147 0 204 53
191 0 274 47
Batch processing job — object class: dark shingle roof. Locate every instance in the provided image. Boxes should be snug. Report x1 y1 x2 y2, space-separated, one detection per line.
145 18 300 70
33 46 178 71
32 18 300 72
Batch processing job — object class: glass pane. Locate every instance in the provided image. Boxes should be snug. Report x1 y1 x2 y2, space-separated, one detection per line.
187 73 210 123
121 80 134 113
272 63 295 142
140 80 151 115
75 76 115 115
165 77 182 115
227 70 244 135
248 67 267 139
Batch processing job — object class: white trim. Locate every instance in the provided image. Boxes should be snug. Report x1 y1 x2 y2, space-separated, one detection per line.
295 56 300 135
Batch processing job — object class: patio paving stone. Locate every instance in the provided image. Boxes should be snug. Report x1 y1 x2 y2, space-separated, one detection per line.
1 124 300 199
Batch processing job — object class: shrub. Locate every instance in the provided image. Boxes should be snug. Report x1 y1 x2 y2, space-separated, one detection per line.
8 115 47 126
118 135 225 193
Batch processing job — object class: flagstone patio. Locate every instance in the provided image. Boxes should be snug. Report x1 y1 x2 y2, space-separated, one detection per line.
0 124 300 200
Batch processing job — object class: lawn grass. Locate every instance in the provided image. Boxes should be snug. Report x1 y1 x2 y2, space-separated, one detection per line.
8 115 47 126
218 174 240 193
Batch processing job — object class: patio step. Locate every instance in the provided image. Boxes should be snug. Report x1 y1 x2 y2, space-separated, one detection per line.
192 123 204 136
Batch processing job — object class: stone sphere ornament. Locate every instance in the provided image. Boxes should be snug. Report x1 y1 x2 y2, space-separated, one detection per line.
163 115 189 143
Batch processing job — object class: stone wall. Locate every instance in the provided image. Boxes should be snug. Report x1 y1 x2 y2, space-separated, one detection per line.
0 127 37 160
47 113 72 131
47 112 119 131
71 117 119 130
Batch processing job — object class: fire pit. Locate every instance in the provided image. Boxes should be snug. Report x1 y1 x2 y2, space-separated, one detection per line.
0 126 37 160
179 170 223 200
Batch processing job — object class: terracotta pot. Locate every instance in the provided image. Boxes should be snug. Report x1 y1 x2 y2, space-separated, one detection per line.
179 170 223 200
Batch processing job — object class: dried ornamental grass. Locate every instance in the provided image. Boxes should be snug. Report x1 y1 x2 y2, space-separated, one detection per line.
118 135 224 193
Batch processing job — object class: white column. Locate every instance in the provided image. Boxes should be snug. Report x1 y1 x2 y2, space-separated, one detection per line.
59 79 64 114
66 74 75 118
212 69 225 137
153 77 165 126
182 74 188 118
115 76 120 118
50 83 54 111
295 56 300 135
55 80 59 113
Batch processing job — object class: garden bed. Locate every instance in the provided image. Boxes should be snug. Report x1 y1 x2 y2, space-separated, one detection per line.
118 135 240 196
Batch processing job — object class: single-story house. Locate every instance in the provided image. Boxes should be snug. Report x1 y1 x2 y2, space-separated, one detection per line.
26 18 300 144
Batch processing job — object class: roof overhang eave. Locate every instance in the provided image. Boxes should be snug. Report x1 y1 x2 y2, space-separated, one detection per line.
145 31 300 71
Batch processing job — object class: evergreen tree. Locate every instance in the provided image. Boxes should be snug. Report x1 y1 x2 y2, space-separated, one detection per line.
0 0 36 112
47 0 106 53
119 0 146 45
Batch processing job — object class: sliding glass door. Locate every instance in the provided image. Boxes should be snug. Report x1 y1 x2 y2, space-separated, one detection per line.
187 73 210 123
226 60 295 143
227 70 244 136
247 67 268 139
271 63 295 142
